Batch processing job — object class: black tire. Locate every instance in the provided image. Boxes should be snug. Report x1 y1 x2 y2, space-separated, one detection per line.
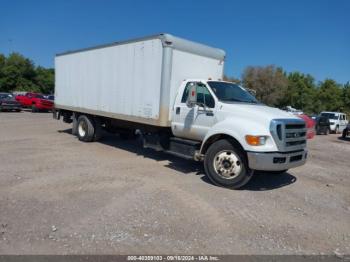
72 114 78 136
77 115 102 142
15 109 21 112
325 128 329 135
204 139 253 189
342 128 348 138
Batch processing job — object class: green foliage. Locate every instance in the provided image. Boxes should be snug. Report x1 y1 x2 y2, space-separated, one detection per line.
341 82 350 114
223 75 241 84
283 72 317 114
242 65 288 106
240 65 349 114
35 66 55 94
0 52 54 94
317 79 343 112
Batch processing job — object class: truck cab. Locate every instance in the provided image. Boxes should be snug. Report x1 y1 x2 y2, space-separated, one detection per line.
169 79 307 187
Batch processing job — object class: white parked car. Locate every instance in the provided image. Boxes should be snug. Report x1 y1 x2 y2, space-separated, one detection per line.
320 112 348 133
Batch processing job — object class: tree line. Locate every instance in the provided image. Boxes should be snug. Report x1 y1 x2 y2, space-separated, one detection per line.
0 52 54 94
224 65 350 115
0 52 349 115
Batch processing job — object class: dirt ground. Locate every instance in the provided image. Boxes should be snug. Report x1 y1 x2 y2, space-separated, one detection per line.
0 111 349 255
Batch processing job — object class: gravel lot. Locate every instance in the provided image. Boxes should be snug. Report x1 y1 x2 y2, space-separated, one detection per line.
0 111 349 255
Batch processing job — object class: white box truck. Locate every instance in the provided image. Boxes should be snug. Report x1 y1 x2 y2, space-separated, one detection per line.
54 33 308 189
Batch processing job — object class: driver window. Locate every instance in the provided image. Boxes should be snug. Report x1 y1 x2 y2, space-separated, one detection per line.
196 84 215 108
181 82 215 108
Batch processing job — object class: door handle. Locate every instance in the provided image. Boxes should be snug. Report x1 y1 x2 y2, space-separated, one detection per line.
198 108 214 116
176 107 180 114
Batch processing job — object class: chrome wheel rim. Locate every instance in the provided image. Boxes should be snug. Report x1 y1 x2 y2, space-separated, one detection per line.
213 150 242 179
78 121 87 137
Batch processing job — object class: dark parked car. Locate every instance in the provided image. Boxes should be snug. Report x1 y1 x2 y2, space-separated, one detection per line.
46 95 54 101
315 116 330 135
342 123 349 138
0 93 21 112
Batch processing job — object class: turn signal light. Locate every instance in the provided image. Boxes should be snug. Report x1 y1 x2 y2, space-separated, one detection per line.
245 135 267 146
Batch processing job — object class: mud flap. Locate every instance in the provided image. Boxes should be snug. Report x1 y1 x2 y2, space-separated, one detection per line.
52 108 60 120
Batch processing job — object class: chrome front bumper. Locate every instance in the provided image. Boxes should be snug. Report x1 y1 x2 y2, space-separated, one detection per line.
247 149 308 171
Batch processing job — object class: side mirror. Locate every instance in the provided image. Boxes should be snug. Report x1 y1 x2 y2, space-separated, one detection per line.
186 83 197 107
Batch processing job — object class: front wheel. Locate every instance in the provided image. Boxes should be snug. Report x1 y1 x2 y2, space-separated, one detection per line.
342 128 348 138
204 139 253 189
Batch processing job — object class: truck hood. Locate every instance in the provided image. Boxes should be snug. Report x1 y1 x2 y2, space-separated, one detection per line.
219 103 298 123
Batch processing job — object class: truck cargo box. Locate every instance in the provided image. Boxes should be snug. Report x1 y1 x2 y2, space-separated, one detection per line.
55 34 225 127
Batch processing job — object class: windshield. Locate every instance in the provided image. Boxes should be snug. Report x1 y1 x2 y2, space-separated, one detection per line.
207 81 259 104
321 113 338 120
0 93 13 99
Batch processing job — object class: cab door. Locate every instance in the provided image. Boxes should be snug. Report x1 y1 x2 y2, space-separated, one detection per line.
172 81 217 141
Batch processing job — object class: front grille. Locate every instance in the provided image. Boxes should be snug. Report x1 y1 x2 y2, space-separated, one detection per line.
285 124 305 129
270 119 307 152
2 101 18 105
290 154 303 162
286 131 306 138
286 140 306 146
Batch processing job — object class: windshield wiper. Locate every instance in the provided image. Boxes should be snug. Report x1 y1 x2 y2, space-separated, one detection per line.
221 98 258 103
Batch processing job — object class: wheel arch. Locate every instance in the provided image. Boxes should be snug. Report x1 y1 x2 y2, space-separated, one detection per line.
200 133 246 158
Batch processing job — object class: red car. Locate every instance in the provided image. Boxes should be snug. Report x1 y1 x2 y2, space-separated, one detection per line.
297 114 316 139
15 92 54 112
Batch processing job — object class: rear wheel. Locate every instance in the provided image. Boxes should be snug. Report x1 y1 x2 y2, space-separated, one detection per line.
72 114 78 135
204 139 253 189
342 128 348 138
77 115 102 142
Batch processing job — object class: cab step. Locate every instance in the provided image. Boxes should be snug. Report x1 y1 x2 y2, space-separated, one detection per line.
165 137 201 160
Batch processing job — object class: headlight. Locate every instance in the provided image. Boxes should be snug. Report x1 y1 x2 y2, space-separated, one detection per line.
245 135 268 146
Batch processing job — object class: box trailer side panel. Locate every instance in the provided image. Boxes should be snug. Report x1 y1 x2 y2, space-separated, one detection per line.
55 34 225 127
55 38 164 125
